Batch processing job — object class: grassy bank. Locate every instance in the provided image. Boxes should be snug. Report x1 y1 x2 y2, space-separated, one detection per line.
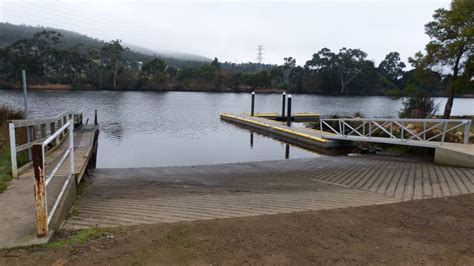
0 106 24 192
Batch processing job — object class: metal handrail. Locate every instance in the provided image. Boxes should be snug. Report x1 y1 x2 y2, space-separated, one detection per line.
320 118 471 145
32 120 74 237
8 110 83 177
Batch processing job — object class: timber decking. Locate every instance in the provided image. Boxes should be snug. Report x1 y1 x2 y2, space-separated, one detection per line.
65 156 473 230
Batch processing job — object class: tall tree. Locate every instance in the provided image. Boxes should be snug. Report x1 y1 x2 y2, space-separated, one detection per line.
378 52 406 84
412 0 473 118
101 40 127 89
334 48 368 94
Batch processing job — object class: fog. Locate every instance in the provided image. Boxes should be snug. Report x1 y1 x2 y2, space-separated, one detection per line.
0 0 450 65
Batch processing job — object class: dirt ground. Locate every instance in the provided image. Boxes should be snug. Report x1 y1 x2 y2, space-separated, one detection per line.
1 194 473 265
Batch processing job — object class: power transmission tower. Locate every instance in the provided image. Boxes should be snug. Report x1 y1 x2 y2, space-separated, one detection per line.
256 45 264 65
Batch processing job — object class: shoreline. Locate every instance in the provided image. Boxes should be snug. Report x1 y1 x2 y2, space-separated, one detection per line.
1 86 474 98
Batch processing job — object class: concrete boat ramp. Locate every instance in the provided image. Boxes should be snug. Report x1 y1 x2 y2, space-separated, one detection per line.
64 156 473 230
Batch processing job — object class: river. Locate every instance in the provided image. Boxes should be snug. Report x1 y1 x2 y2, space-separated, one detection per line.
1 90 472 168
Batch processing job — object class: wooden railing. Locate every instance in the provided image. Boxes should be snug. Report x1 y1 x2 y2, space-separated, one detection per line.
8 110 83 178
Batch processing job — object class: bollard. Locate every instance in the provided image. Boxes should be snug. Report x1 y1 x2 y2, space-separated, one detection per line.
286 95 292 127
251 91 255 116
94 109 98 125
281 92 286 118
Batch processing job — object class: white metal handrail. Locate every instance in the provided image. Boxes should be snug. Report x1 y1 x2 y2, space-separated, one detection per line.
319 118 471 145
32 120 74 237
8 110 83 178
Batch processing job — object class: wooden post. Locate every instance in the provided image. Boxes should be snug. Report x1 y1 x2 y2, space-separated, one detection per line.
286 95 292 127
94 109 98 125
32 144 48 237
251 92 255 117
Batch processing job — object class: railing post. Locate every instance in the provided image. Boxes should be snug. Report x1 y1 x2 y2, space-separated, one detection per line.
281 92 286 118
368 121 372 139
400 122 404 142
8 123 18 178
286 95 292 127
441 121 448 145
464 121 471 144
423 121 426 141
32 143 48 237
26 126 32 160
251 92 255 117
68 120 75 179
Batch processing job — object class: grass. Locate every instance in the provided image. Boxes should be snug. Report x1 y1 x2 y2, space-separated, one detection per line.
0 105 25 193
42 227 110 250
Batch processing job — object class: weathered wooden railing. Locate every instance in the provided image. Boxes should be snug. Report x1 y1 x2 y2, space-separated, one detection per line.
8 110 83 177
32 119 75 237
319 118 471 147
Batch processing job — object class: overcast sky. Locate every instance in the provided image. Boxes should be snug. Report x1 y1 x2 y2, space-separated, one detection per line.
1 0 450 66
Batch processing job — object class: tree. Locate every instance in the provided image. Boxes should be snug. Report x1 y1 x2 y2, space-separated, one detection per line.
378 52 406 84
101 40 128 89
412 0 473 118
334 48 368 94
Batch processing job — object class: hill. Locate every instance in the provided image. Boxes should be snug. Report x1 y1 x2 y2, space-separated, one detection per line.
0 22 211 63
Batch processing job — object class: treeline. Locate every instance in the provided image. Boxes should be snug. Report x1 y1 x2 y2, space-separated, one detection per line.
0 15 472 97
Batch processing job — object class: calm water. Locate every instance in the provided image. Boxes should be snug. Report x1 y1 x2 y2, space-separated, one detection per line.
1 90 473 168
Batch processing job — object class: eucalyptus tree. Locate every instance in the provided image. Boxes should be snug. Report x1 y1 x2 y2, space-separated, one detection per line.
410 0 473 118
378 52 406 86
100 40 128 89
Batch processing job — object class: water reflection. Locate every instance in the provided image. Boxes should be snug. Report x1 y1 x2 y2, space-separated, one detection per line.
250 132 254 148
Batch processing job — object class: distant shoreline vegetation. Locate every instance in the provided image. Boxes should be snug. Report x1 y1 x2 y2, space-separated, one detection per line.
2 85 474 99
0 0 472 105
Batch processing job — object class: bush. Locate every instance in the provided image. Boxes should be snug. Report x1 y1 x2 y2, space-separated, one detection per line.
0 105 24 128
399 91 438 118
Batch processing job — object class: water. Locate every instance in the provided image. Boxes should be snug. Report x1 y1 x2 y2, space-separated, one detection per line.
1 90 472 168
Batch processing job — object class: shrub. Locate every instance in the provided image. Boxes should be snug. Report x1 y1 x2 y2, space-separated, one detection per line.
399 91 438 118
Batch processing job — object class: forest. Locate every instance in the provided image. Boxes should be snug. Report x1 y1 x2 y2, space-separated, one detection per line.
0 0 472 108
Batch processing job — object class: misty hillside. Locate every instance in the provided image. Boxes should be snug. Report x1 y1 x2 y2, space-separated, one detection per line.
0 23 211 63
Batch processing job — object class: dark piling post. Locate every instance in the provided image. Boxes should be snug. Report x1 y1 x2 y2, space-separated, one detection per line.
285 144 290 159
281 92 286 118
286 94 292 127
251 91 255 116
94 109 98 125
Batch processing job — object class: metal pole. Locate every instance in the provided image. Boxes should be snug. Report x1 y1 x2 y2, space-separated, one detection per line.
68 120 75 179
22 70 28 116
22 70 32 160
281 92 286 118
251 91 255 116
287 95 292 127
9 123 18 178
464 121 471 144
94 109 98 125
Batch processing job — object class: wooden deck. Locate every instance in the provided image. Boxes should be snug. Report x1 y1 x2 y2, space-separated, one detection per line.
65 156 473 230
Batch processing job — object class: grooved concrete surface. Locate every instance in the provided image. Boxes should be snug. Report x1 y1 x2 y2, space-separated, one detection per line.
65 156 473 230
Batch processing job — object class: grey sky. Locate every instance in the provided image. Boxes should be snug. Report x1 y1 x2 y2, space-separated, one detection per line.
1 0 450 66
